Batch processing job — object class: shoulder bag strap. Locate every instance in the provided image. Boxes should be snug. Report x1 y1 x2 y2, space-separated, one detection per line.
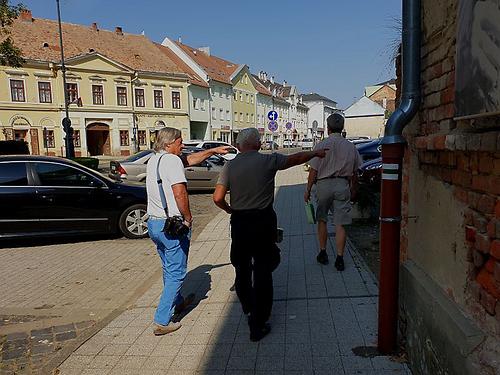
155 154 169 218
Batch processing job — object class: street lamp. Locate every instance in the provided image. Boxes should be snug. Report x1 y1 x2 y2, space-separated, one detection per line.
56 0 75 158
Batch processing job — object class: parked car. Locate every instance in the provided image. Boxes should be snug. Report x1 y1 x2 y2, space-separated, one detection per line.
347 136 372 146
109 147 226 191
283 139 298 148
358 156 382 188
183 140 238 160
300 138 314 150
262 141 279 150
356 138 382 161
0 155 149 240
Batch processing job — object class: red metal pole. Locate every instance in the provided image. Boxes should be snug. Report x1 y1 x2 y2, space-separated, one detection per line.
378 143 405 354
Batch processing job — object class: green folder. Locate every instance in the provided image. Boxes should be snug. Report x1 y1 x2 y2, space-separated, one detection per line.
305 202 316 224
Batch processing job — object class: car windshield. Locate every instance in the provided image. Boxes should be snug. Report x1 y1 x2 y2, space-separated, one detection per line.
123 150 153 162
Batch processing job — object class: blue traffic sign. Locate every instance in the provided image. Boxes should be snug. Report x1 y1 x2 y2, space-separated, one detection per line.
267 110 278 121
268 121 278 132
285 122 293 130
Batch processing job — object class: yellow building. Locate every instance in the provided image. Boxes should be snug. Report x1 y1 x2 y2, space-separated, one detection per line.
0 10 190 156
231 65 259 134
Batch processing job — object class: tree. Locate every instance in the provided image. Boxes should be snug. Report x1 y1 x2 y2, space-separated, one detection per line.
0 0 25 67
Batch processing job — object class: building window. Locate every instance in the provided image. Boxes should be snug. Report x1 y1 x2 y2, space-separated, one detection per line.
234 112 238 122
172 91 181 109
193 97 198 109
200 99 205 110
38 82 52 103
219 109 224 120
10 80 25 102
239 92 242 101
135 88 145 107
250 95 254 104
92 85 104 105
154 90 163 108
74 130 81 147
120 130 129 146
251 113 254 123
219 88 223 98
240 112 243 122
226 110 230 121
138 130 146 146
234 91 237 100
117 87 127 106
246 94 249 103
212 108 216 120
44 130 55 148
246 113 249 122
66 83 78 103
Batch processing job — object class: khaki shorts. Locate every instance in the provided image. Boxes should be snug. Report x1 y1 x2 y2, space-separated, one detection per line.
315 178 352 225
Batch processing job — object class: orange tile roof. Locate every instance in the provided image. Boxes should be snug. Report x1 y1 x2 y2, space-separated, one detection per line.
6 16 186 75
252 76 272 96
155 43 208 88
174 41 239 84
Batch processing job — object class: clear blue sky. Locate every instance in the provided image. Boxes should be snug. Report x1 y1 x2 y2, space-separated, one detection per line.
16 0 402 109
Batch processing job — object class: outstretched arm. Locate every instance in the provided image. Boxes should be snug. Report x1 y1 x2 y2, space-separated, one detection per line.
281 149 328 170
213 184 232 214
186 146 230 166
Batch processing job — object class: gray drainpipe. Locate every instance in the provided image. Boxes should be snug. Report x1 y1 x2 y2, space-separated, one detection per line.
378 0 421 354
382 0 421 145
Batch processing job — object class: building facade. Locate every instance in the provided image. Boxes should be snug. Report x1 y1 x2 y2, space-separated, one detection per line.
343 96 385 138
300 93 338 140
1 11 191 156
231 66 258 139
163 39 236 143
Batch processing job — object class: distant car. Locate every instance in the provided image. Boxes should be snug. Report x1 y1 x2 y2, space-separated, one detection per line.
283 139 294 148
301 138 314 150
0 155 149 239
262 141 279 150
183 140 238 160
347 137 372 146
358 157 382 188
356 139 382 161
109 147 226 191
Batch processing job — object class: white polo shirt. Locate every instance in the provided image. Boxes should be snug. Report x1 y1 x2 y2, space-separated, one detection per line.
146 152 187 218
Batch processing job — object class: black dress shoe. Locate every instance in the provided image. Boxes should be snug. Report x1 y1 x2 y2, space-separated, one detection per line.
335 256 345 271
316 250 329 265
250 323 271 342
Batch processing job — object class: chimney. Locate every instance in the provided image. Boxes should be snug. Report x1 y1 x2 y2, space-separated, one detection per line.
91 22 98 31
198 47 210 56
19 9 32 22
270 76 274 84
115 26 123 35
178 36 182 43
263 72 267 82
283 80 287 87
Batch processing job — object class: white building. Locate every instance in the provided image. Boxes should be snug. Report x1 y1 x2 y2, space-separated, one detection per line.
162 38 234 142
300 93 338 140
344 96 385 139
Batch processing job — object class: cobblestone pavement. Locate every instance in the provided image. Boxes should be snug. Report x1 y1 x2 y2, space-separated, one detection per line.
57 166 411 375
0 193 219 374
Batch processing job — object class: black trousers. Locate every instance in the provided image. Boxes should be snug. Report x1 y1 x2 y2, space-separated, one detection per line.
230 206 280 329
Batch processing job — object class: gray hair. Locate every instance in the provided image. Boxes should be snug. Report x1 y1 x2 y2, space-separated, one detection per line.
236 128 261 147
153 127 181 152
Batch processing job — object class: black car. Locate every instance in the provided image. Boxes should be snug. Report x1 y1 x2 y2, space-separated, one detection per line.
358 156 382 188
356 138 382 161
0 155 148 240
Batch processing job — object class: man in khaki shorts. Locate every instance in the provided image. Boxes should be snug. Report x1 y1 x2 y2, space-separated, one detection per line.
304 113 362 271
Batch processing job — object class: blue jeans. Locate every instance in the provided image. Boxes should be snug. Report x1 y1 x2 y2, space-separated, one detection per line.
148 218 190 326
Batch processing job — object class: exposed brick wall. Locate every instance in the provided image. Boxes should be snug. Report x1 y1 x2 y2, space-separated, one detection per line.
399 0 499 372
369 85 396 113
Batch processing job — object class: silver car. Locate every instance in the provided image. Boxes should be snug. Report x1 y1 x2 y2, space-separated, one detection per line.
108 147 225 191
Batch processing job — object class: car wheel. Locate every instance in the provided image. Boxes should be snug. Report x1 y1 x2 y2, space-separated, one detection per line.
119 204 148 239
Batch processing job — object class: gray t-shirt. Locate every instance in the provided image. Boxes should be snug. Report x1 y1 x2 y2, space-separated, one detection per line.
217 151 288 210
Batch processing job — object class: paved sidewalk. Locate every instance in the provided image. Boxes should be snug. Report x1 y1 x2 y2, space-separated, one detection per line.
57 166 410 375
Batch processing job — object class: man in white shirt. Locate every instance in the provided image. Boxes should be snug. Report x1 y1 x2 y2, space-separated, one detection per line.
146 127 228 335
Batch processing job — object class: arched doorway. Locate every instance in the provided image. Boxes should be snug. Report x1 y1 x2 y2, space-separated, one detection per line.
86 123 111 156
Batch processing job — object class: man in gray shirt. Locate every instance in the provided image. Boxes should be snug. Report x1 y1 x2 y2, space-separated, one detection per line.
213 128 326 341
305 113 362 271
